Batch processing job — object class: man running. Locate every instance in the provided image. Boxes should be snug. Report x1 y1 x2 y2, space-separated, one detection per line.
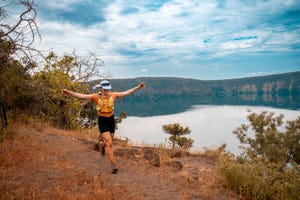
61 80 145 173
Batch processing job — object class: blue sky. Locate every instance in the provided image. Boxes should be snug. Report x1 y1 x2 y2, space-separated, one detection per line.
17 0 300 79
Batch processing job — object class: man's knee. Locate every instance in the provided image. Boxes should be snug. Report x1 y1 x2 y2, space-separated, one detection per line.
106 139 113 147
103 135 113 146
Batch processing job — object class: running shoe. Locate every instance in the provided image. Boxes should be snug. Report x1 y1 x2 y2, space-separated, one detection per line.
111 163 118 174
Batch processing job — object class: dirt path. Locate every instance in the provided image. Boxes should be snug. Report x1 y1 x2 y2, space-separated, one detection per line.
0 125 239 200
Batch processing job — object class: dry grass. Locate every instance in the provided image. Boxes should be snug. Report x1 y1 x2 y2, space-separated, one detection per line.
1 123 240 200
0 125 137 200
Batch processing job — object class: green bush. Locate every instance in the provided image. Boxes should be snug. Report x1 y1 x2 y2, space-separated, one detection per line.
218 157 300 200
162 123 193 150
218 111 300 200
32 70 83 129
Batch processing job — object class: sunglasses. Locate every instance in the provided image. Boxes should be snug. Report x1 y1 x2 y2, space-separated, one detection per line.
100 83 110 87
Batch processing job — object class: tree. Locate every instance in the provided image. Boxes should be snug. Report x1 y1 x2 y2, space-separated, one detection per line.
285 116 300 164
176 137 194 150
0 0 41 130
219 111 300 199
0 0 41 66
32 67 83 129
42 51 106 82
0 1 108 130
233 110 300 166
162 123 191 149
1 0 40 96
32 52 105 129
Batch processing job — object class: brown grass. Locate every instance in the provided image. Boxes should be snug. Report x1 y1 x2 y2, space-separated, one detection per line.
0 125 135 200
0 124 240 200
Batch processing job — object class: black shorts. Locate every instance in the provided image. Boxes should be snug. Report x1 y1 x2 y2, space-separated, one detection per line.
98 115 115 134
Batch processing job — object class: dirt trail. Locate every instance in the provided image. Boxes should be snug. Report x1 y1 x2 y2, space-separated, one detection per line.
0 125 239 200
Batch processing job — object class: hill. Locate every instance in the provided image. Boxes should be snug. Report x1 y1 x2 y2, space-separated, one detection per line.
91 71 300 98
0 124 239 200
88 72 300 116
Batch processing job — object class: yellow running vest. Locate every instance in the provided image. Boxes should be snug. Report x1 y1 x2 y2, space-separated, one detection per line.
96 93 114 114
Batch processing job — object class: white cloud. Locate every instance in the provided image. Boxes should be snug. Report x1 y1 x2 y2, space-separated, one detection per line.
37 0 299 56
31 0 300 79
221 41 253 50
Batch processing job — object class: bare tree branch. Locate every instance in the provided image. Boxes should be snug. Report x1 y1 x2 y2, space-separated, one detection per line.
72 51 108 82
0 0 42 67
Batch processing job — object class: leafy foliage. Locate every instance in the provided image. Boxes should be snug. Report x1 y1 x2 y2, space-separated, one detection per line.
176 137 194 150
218 157 300 200
233 110 300 166
162 123 193 150
218 111 300 200
0 34 36 130
285 116 300 164
32 52 92 129
1 1 108 131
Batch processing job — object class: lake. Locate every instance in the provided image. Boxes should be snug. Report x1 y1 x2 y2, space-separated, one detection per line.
116 105 299 155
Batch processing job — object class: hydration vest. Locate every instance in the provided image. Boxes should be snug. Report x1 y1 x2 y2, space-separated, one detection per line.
96 93 114 113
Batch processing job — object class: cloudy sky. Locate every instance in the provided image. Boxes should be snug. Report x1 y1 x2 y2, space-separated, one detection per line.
9 0 300 80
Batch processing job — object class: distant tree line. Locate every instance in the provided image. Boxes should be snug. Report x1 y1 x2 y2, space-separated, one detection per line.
100 73 300 101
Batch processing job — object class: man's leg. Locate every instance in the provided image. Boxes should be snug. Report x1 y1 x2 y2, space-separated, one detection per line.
109 133 118 173
101 132 114 163
101 131 118 173
98 134 104 153
110 133 115 140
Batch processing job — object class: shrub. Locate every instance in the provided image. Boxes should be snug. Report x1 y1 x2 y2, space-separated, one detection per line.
218 157 300 200
218 111 300 200
162 123 193 150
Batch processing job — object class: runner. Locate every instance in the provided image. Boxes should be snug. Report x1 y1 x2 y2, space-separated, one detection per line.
61 80 145 173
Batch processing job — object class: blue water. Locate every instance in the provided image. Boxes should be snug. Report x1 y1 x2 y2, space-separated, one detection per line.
117 105 299 155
